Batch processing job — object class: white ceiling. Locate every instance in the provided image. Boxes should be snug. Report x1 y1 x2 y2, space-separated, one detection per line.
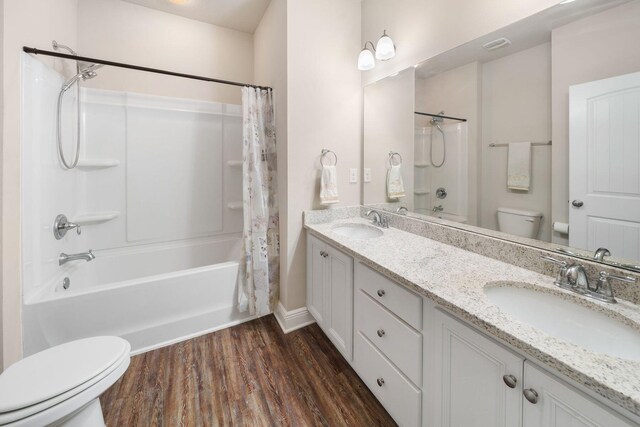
121 0 272 33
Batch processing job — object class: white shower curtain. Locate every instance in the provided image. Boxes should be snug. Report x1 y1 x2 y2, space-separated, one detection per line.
238 87 279 316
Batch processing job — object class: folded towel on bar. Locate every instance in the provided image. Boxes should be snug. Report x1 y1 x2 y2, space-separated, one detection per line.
320 165 339 205
387 164 406 199
507 141 531 191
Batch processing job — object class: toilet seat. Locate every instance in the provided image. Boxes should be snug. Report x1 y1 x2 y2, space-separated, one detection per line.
0 336 130 426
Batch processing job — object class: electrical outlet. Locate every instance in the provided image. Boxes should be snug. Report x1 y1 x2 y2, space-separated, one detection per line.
349 168 358 183
364 168 372 183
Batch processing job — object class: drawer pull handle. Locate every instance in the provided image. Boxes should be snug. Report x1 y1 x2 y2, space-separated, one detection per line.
376 378 385 387
502 374 517 389
377 289 385 297
377 329 385 337
523 388 539 404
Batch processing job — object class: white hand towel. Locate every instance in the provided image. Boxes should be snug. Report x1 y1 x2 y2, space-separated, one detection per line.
387 164 405 199
507 142 531 191
320 165 339 205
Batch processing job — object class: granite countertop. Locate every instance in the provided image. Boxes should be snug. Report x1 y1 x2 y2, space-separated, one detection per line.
305 217 640 418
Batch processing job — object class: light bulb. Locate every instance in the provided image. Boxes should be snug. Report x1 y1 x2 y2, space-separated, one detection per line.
358 48 375 71
375 30 396 61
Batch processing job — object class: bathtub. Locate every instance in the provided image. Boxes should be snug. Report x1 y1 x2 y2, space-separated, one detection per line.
23 236 256 356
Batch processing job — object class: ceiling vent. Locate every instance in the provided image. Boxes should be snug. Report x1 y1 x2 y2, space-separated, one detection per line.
482 38 512 51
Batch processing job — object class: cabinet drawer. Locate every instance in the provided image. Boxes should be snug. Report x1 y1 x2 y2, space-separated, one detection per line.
354 331 421 427
356 262 422 330
356 289 422 385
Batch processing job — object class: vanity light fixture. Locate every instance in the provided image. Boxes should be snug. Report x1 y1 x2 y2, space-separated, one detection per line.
358 30 396 71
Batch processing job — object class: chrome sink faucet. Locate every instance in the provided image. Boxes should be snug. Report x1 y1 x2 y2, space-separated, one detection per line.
541 255 637 303
59 250 95 266
433 205 444 213
366 210 389 228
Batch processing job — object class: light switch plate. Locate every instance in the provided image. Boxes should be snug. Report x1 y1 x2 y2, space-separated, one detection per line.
349 168 358 183
364 168 372 183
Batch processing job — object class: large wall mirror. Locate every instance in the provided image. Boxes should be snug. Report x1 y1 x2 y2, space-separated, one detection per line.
363 0 640 272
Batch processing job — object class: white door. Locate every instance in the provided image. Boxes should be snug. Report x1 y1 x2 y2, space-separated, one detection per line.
523 362 635 427
325 245 354 361
306 234 326 326
429 309 524 427
569 72 640 260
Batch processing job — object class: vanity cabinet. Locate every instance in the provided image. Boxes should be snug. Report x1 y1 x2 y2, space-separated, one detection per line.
428 309 637 427
305 233 638 427
306 234 353 361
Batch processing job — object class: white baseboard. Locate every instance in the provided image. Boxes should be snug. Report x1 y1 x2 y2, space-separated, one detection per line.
274 302 315 333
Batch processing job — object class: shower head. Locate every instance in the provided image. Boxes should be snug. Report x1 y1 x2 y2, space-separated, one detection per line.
430 110 445 126
61 63 103 92
80 63 103 80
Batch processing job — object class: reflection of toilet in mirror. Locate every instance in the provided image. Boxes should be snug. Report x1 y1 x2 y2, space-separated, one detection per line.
497 207 543 239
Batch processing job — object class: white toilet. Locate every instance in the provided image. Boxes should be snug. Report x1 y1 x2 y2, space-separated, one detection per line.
0 336 130 427
497 207 543 238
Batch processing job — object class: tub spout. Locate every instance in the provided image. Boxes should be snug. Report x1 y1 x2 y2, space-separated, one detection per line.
59 250 95 266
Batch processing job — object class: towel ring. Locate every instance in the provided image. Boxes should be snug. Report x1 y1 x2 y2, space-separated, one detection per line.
321 149 338 166
388 151 402 167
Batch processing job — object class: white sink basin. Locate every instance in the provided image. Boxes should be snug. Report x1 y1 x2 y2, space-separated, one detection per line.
484 284 640 361
331 223 383 239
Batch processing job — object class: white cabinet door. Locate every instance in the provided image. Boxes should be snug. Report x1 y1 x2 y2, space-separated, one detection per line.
523 362 635 427
429 309 524 427
306 234 326 326
325 245 354 361
306 234 354 361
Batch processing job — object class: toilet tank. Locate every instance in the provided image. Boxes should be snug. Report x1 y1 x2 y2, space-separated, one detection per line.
497 207 543 238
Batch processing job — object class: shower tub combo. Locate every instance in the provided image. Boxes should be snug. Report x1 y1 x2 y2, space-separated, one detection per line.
22 52 254 356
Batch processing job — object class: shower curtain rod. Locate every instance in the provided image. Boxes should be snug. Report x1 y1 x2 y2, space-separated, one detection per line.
23 46 272 91
414 111 467 122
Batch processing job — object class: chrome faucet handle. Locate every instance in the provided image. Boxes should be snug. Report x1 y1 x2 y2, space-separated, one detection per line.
593 271 637 304
53 214 81 239
541 255 570 288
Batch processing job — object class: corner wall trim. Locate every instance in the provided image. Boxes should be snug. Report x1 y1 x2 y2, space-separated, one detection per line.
274 302 315 334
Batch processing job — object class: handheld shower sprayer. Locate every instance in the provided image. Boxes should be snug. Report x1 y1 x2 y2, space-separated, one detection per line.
53 41 102 170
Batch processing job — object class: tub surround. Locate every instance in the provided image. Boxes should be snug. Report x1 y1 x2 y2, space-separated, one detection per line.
304 207 640 418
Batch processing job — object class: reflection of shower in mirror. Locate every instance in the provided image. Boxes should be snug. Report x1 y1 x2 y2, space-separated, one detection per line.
414 123 468 222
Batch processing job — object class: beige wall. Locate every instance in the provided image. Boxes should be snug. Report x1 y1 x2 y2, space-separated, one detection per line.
551 1 640 245
254 0 288 306
360 0 557 85
283 0 362 310
78 0 254 105
415 62 481 225
2 0 79 369
363 68 415 207
481 43 551 241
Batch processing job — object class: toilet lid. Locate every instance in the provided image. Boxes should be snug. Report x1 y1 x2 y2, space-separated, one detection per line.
0 336 129 414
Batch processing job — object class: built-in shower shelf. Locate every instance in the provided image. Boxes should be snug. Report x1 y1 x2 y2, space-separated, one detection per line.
71 211 120 225
227 202 243 211
76 159 120 170
227 160 243 168
414 189 430 195
414 163 430 168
